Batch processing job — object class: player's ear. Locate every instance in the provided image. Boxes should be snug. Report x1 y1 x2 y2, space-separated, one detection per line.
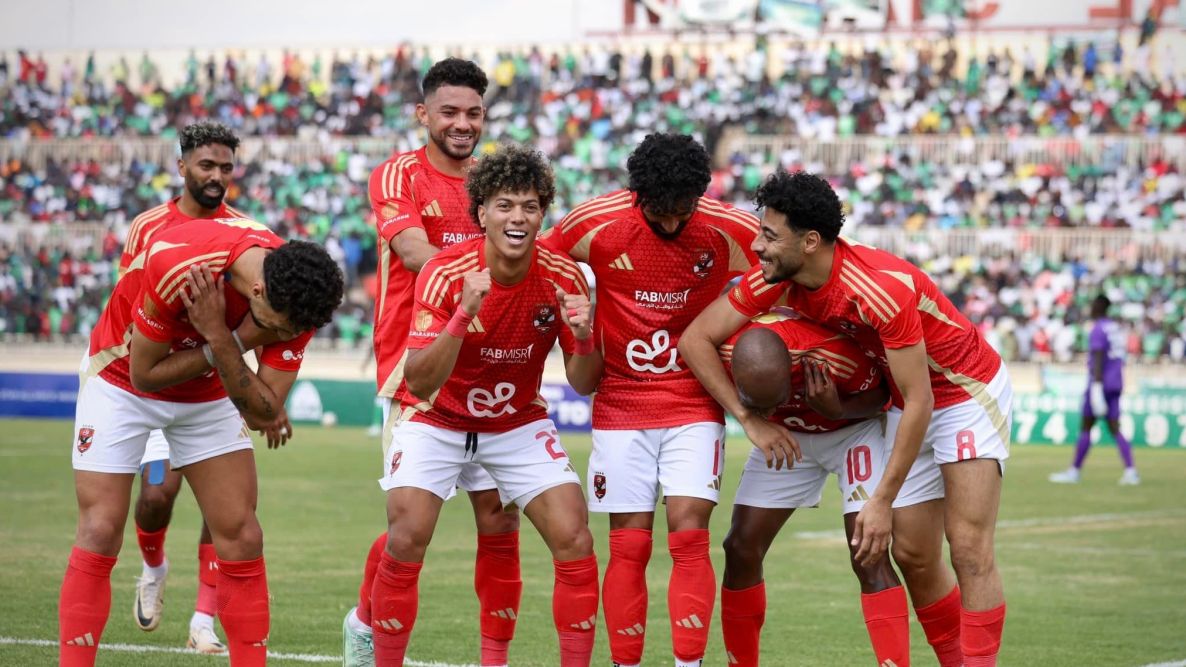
415 103 428 126
476 203 487 231
177 156 186 177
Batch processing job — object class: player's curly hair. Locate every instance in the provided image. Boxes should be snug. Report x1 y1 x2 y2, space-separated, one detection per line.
465 143 555 225
754 170 845 242
179 121 240 156
422 57 488 97
263 241 344 332
626 133 711 214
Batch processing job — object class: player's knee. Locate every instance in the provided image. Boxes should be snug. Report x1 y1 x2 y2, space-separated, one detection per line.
722 530 764 573
76 513 125 555
550 525 594 561
890 538 936 576
385 525 431 562
948 534 995 579
850 553 900 591
475 507 520 534
209 513 263 556
135 485 175 515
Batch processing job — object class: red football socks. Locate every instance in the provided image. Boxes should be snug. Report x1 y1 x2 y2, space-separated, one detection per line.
553 555 599 667
668 529 715 663
862 586 910 666
59 546 116 667
915 586 963 667
356 532 387 627
217 557 269 667
370 552 423 666
476 531 522 666
195 543 218 616
962 603 1006 667
135 524 167 568
720 582 766 667
603 528 653 665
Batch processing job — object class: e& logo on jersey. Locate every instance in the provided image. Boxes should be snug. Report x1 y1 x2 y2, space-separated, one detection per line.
466 382 518 418
626 329 680 374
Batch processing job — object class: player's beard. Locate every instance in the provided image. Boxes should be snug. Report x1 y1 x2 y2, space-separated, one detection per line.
186 175 226 210
762 254 800 284
645 218 690 240
430 128 478 162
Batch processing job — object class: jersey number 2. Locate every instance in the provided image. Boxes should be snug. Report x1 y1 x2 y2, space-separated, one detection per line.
535 429 566 460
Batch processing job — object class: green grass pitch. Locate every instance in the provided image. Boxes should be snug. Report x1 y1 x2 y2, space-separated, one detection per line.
2 418 1184 666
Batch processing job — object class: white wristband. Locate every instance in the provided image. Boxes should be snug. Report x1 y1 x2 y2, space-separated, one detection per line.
231 331 247 355
202 343 216 367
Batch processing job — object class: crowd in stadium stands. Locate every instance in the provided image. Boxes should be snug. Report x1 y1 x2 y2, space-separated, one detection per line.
1 37 1183 357
1 34 1184 144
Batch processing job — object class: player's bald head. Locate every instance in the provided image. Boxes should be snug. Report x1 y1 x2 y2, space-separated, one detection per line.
732 327 791 417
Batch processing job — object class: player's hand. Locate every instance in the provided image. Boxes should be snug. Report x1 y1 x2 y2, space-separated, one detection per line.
739 413 802 470
246 412 292 449
804 359 844 420
460 269 491 316
179 264 228 340
556 287 593 340
852 497 893 567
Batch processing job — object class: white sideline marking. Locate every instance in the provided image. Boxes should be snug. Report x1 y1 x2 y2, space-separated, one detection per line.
1139 661 1186 667
793 509 1186 541
0 636 477 666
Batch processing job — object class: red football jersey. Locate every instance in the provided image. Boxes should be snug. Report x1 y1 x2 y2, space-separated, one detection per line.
369 147 483 397
393 239 588 433
89 218 313 403
728 237 1001 409
119 198 247 275
542 190 759 429
720 315 885 433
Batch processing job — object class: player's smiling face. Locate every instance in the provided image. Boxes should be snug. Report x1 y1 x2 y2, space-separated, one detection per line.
478 188 543 262
753 208 808 284
418 85 485 162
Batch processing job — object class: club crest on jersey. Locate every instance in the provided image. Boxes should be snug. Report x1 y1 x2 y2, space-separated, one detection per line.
692 250 715 279
415 309 434 332
532 305 557 335
593 473 607 500
77 427 95 454
389 451 403 475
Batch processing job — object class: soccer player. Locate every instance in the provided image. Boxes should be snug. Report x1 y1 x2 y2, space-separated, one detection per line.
343 58 524 667
60 217 343 667
541 133 759 667
1049 294 1139 485
680 171 1012 667
121 121 248 654
719 320 907 667
370 144 602 667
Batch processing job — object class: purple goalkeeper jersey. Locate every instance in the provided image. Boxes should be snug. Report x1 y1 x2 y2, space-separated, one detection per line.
1089 318 1125 393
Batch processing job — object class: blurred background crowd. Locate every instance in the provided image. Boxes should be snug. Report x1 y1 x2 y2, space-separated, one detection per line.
1 34 1183 360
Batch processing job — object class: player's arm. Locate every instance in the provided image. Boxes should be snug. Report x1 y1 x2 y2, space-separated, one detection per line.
128 291 281 394
803 360 890 421
390 227 441 273
179 265 292 447
404 269 490 399
679 294 802 469
852 341 934 566
557 286 602 395
370 160 438 272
